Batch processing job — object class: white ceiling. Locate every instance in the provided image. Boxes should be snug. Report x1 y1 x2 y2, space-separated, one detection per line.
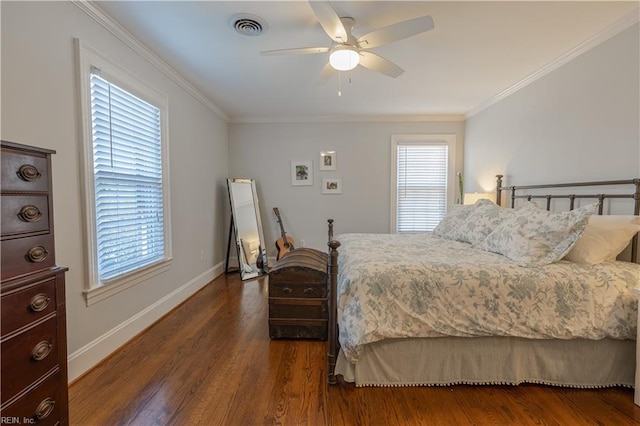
95 1 638 122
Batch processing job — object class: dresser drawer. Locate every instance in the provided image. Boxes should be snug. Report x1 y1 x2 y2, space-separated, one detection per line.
1 316 59 404
269 298 327 320
0 369 62 426
269 281 327 299
1 194 50 237
1 148 50 193
1 234 55 280
1 277 57 336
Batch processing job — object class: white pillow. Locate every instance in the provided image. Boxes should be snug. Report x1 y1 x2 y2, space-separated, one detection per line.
563 215 640 264
479 203 596 267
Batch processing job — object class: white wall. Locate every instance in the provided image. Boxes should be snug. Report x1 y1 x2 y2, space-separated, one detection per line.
1 1 229 380
464 23 640 194
229 120 464 254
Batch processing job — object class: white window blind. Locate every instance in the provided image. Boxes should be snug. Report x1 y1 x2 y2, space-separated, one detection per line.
90 73 165 281
396 143 448 232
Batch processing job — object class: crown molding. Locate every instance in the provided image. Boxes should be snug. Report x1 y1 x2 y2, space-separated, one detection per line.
230 114 465 124
71 0 229 123
465 8 640 119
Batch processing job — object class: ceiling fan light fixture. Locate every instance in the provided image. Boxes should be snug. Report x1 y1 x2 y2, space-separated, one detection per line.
329 46 359 71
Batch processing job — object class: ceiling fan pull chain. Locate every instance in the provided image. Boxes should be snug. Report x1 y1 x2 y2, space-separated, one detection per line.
338 71 342 97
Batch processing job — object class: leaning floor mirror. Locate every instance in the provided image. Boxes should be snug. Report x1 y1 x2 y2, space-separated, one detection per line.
226 178 268 280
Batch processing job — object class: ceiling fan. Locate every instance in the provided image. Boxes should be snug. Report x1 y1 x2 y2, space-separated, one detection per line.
260 1 435 82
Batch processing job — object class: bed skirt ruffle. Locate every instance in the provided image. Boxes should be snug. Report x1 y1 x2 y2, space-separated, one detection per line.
335 336 635 388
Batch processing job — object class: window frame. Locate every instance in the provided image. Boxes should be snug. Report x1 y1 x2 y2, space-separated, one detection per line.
77 39 172 305
390 134 457 233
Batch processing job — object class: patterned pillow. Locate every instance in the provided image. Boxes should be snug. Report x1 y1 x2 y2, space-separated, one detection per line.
433 203 475 242
433 199 496 243
479 202 596 267
461 202 515 245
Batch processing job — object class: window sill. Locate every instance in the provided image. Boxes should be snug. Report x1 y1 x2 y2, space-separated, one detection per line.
83 258 173 306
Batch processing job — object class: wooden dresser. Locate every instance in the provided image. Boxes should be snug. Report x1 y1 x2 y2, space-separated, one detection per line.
268 248 328 340
1 140 69 425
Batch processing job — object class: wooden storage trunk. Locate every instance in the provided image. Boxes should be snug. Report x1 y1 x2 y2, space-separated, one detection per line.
268 248 328 340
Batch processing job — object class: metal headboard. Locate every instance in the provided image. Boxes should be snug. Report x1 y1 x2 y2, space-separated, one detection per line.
495 174 640 263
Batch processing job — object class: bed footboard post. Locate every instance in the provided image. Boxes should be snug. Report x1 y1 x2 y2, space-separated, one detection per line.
328 219 334 242
327 238 341 385
495 174 503 206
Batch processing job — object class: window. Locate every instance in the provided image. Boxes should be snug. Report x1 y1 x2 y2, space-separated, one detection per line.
90 73 165 280
391 135 457 233
78 40 171 304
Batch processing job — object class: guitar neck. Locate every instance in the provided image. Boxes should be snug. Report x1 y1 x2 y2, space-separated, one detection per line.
278 223 287 240
273 208 288 240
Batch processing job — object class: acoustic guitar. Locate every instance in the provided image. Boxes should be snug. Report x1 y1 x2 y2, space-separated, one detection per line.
273 207 295 260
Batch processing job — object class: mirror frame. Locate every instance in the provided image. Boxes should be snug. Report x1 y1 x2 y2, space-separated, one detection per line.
226 178 268 280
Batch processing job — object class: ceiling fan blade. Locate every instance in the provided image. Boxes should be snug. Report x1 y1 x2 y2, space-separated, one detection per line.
358 51 404 78
357 16 434 49
317 62 334 85
260 47 330 56
309 1 348 42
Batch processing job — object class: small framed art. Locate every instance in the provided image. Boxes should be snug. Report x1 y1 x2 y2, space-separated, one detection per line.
319 151 337 171
291 160 313 186
322 178 342 194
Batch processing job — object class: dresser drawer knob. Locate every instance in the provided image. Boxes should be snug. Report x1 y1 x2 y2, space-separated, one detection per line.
29 293 50 312
303 287 316 294
34 397 55 420
282 287 292 294
17 205 43 222
26 245 48 263
31 341 53 361
17 164 42 182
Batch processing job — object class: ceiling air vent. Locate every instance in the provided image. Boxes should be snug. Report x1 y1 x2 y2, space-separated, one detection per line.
230 14 267 37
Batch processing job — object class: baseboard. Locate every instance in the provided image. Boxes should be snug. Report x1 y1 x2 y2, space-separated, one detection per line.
67 261 224 383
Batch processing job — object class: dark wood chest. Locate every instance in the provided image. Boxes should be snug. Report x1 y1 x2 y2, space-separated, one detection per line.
268 248 328 340
1 141 69 425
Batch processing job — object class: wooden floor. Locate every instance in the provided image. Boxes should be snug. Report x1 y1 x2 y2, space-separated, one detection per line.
69 273 640 425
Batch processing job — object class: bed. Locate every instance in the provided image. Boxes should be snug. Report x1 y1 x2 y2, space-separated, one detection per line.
325 176 640 389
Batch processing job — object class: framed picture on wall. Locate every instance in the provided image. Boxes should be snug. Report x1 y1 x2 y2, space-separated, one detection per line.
319 151 337 171
291 160 313 186
322 178 342 194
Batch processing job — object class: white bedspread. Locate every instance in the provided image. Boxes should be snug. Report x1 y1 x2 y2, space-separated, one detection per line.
336 233 639 362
